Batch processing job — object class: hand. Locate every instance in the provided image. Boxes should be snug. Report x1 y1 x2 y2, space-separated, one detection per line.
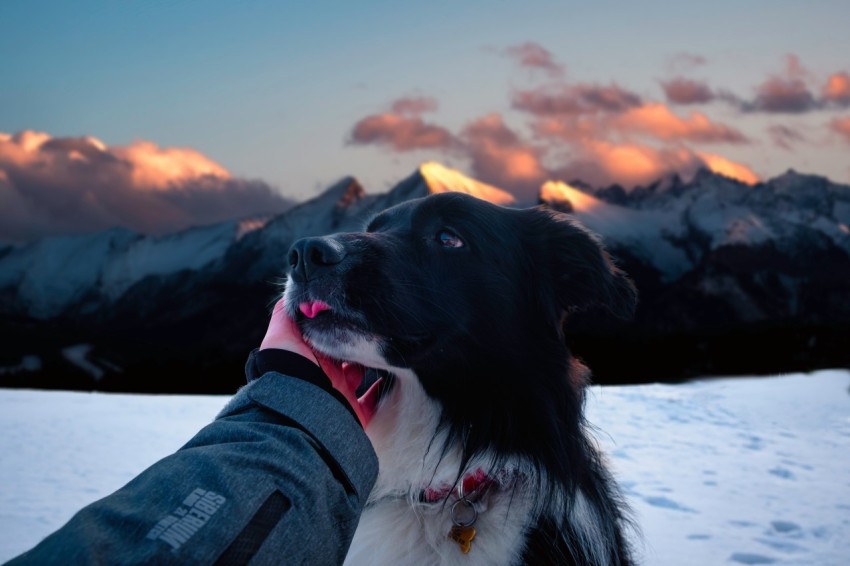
260 300 379 427
260 300 318 363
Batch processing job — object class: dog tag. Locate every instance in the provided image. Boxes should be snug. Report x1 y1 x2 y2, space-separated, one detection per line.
448 524 477 554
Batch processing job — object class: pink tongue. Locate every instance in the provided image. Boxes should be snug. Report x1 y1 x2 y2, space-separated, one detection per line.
299 300 331 319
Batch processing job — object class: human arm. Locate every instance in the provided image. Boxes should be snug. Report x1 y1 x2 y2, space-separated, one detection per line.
7 308 378 565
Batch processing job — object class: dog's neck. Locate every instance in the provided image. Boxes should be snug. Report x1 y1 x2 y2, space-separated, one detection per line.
364 368 531 503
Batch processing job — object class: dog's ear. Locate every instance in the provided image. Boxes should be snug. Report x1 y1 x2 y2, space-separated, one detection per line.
538 208 638 320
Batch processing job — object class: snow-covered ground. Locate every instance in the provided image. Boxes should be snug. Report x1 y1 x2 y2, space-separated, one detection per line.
1 370 848 564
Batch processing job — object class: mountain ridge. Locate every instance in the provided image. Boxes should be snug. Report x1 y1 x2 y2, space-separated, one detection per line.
1 162 848 391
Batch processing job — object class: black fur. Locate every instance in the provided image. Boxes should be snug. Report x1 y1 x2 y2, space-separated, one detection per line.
287 192 637 565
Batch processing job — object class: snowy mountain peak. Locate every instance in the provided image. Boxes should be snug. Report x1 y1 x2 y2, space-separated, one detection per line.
418 161 516 205
540 180 605 213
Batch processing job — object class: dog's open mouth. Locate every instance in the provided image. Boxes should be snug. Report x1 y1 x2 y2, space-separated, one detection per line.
295 300 395 407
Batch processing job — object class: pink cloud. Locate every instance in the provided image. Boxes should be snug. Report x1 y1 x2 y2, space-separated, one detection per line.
830 116 850 143
503 42 564 77
823 72 850 106
0 131 291 244
512 83 643 116
349 113 458 151
750 76 817 113
390 96 439 115
661 77 715 105
744 55 818 113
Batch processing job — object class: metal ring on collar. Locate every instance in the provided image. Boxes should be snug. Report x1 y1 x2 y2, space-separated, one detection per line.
450 498 478 527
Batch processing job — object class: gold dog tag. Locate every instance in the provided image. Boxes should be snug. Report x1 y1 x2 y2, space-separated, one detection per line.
448 524 477 554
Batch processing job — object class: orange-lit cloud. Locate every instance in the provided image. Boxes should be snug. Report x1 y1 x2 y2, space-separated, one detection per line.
350 113 458 151
348 51 769 194
529 101 748 145
513 83 643 115
554 141 758 188
503 42 564 77
0 131 291 244
830 116 850 143
823 72 850 106
614 103 749 143
461 114 547 199
661 77 715 105
111 141 229 190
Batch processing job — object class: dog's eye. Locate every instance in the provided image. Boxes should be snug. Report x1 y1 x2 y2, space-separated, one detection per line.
436 229 464 248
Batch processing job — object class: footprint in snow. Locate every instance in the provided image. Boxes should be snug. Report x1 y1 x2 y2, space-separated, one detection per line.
643 495 697 513
768 467 795 480
755 537 807 553
739 434 764 451
769 520 801 534
729 552 776 564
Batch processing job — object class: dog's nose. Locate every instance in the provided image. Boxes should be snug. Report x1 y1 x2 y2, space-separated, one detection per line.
288 237 347 281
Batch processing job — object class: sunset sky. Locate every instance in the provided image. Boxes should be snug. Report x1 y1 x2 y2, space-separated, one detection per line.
2 0 849 242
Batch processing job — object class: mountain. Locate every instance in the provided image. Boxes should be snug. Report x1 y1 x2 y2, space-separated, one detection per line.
1 164 848 392
542 169 850 379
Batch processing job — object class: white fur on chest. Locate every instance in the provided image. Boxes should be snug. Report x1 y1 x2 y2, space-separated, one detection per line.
344 370 534 566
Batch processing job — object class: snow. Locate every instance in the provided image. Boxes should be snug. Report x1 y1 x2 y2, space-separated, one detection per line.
541 181 692 280
419 162 516 206
0 221 244 318
587 370 850 565
1 372 848 564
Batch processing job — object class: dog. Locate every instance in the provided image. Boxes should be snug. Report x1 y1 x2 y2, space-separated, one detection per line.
283 192 638 565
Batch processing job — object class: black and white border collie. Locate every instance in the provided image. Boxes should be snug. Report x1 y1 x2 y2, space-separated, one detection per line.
284 192 638 565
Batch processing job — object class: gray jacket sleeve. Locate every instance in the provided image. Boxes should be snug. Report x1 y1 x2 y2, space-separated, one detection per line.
6 350 378 565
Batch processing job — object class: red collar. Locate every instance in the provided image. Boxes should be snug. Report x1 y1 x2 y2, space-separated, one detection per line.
419 468 497 503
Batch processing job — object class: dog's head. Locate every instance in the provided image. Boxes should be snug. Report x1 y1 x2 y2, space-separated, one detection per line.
284 191 637 563
284 192 635 385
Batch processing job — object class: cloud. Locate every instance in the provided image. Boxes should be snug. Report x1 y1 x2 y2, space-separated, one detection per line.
667 52 708 73
512 83 643 116
823 72 850 107
749 76 818 113
613 104 749 143
738 55 820 113
553 141 757 188
390 96 439 115
768 125 806 150
461 114 548 198
830 116 850 143
661 77 715 105
349 56 764 194
349 113 458 151
529 101 748 145
0 131 292 244
662 55 850 115
502 42 564 77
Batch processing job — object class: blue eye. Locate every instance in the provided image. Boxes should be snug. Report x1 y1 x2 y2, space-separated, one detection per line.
436 229 464 248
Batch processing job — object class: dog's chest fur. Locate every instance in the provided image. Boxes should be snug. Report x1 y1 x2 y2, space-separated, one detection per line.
343 371 536 566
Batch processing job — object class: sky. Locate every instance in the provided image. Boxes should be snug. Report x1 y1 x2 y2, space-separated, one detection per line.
2 0 849 243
